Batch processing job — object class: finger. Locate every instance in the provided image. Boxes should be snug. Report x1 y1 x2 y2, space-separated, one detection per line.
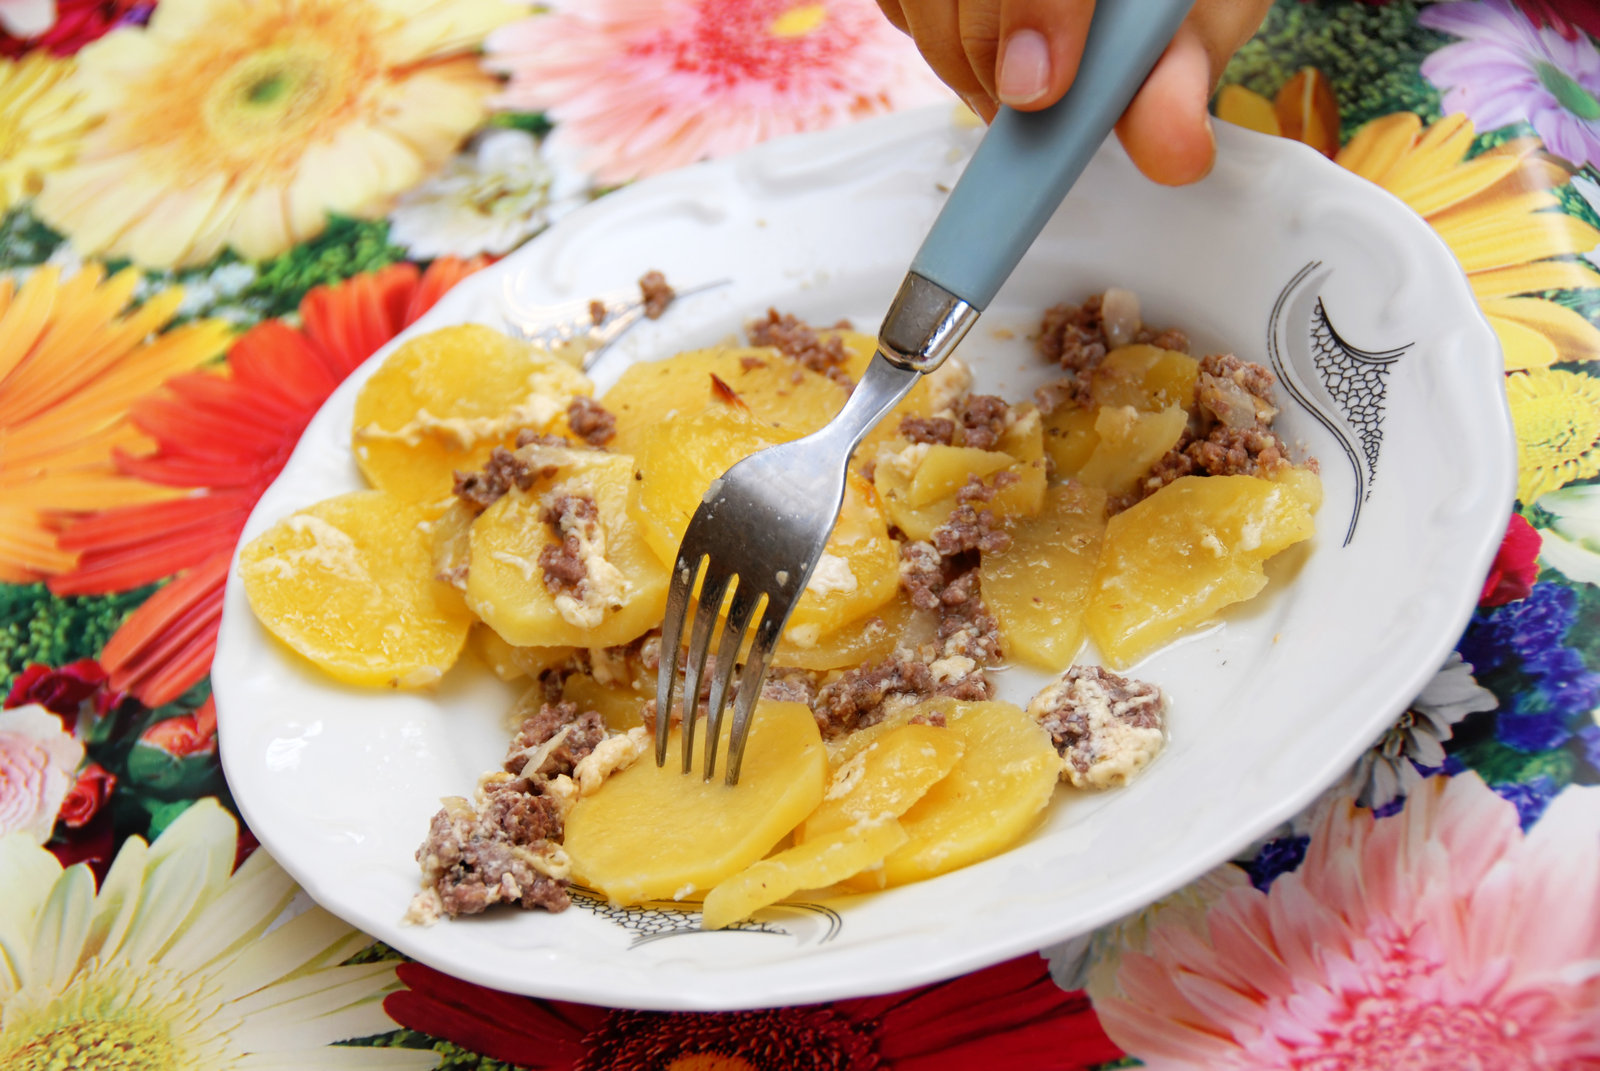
875 0 910 35
995 0 1094 110
900 0 994 117
1115 22 1216 186
956 0 1001 102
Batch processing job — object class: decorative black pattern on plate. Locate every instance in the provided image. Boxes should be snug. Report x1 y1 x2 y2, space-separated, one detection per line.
569 885 843 949
1267 261 1410 546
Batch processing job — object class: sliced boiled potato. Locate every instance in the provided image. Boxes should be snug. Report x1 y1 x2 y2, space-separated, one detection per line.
843 698 1059 890
238 490 472 687
1075 405 1188 498
353 324 592 501
1043 406 1099 477
467 453 668 649
981 482 1107 669
1087 469 1321 667
564 700 827 905
875 444 1046 541
907 446 1014 507
1089 344 1200 412
602 346 849 456
561 672 651 732
631 407 898 642
702 818 908 930
773 595 927 671
798 723 965 840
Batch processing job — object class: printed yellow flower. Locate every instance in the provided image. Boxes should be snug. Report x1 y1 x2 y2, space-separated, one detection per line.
0 264 230 582
34 0 523 269
1336 112 1600 371
0 52 91 216
1505 367 1600 503
0 799 438 1070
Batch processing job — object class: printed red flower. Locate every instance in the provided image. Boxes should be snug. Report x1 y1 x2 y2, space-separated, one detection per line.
46 809 115 877
0 0 148 58
385 954 1124 1070
50 258 486 707
1514 0 1600 40
1480 511 1541 606
136 696 216 758
4 658 108 728
56 759 115 827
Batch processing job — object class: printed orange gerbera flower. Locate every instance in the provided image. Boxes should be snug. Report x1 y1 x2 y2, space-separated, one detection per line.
33 0 521 269
50 257 485 708
0 265 230 583
1335 112 1600 371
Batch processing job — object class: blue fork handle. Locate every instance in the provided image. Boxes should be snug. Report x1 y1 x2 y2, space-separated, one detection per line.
909 0 1195 311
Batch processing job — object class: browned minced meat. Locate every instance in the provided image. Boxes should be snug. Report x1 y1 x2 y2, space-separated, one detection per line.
957 394 1011 450
565 396 616 447
1038 294 1108 371
931 502 1012 556
639 270 675 319
761 666 820 705
812 657 935 738
1034 665 1165 776
956 470 1019 505
739 354 768 372
900 415 956 445
506 700 608 779
1033 375 1088 415
1038 292 1190 374
898 540 944 612
589 299 608 326
1112 353 1300 513
746 308 849 378
454 446 555 512
537 494 599 595
416 790 570 916
516 429 572 449
935 574 1002 667
908 710 947 728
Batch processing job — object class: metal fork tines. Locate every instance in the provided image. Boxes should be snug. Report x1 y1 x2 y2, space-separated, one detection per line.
653 350 929 784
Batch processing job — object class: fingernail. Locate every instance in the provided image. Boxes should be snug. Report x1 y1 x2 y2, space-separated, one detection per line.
997 29 1050 106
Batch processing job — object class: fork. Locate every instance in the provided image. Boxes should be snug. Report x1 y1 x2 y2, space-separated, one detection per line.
502 277 730 372
656 0 1196 783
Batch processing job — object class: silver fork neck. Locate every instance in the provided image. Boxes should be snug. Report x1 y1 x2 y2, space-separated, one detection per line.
877 272 980 374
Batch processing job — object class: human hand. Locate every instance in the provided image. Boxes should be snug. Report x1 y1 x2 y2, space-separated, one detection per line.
875 0 1275 185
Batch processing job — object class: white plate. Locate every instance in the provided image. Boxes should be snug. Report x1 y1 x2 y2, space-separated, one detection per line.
215 106 1514 1010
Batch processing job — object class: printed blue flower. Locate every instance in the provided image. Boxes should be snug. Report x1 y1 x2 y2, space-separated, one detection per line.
1492 775 1559 830
1496 709 1575 752
1244 835 1309 892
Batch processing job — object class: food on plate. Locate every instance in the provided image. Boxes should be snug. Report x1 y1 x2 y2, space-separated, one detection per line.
238 284 1320 928
237 489 473 687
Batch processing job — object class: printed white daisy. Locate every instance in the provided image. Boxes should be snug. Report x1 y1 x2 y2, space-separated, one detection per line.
388 128 589 259
0 798 439 1070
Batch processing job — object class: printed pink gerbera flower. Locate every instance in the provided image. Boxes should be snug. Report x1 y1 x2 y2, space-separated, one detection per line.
1091 772 1600 1069
485 0 951 185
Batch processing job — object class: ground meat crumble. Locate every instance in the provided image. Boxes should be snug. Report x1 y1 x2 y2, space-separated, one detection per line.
566 396 616 446
537 493 599 597
746 308 852 383
411 700 609 920
1027 665 1166 789
639 270 675 319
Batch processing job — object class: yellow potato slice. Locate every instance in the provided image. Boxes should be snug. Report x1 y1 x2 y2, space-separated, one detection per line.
1087 469 1321 668
564 700 827 905
1075 405 1188 498
907 446 1014 507
1043 406 1100 477
1089 344 1200 412
798 723 965 840
353 324 592 501
981 483 1108 669
602 346 849 456
630 406 899 641
701 818 909 930
773 595 928 671
843 698 1060 890
467 453 668 649
560 672 651 732
875 446 1047 540
238 490 472 687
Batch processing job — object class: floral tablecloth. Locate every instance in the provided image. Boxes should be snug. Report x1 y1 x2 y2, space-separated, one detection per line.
3 0 1599 1067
